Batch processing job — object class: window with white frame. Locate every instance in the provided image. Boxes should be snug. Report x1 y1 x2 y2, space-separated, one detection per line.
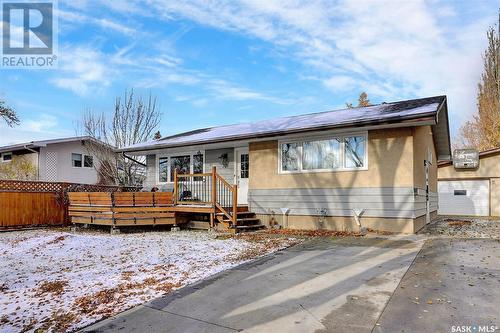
2 152 12 162
84 155 94 168
279 133 367 173
158 151 205 183
72 153 93 168
71 153 82 167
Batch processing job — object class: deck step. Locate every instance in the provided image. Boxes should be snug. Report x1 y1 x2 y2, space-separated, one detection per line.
235 224 265 230
216 211 255 217
222 218 260 224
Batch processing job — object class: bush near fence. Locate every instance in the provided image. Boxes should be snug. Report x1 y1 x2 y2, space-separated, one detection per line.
0 180 141 229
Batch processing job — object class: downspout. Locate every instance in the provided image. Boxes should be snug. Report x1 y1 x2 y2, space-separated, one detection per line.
352 208 366 234
24 145 40 180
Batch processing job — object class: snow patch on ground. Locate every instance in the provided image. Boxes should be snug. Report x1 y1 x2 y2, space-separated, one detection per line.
0 230 298 332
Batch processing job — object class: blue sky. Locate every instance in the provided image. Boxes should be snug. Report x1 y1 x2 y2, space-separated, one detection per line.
0 0 498 145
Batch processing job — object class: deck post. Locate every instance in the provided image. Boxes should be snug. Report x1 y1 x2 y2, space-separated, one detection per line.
173 168 178 205
211 166 217 229
211 166 217 206
232 184 238 225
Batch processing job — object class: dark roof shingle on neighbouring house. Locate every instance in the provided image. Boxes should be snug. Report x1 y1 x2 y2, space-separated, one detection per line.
122 95 450 158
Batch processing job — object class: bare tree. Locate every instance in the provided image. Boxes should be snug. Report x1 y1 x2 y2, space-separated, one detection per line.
0 98 19 127
81 90 161 186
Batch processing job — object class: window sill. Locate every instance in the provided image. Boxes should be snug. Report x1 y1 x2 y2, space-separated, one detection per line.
279 167 368 174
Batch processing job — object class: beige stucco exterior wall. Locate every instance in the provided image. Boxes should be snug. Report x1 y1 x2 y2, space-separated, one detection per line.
412 125 437 192
438 153 500 180
249 128 415 190
11 152 38 166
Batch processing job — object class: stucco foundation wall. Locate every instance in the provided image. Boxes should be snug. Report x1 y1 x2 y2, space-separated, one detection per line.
256 213 419 233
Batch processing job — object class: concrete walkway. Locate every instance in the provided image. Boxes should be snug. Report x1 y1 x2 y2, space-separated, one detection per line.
82 235 424 333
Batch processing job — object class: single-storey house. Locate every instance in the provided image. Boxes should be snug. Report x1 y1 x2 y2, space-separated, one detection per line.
120 96 451 233
438 147 500 217
0 136 105 184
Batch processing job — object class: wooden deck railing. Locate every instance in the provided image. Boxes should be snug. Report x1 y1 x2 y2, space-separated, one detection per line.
173 166 237 225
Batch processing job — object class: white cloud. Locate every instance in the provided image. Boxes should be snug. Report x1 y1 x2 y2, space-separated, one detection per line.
127 0 496 134
0 114 72 146
57 9 136 35
50 46 112 96
23 114 58 132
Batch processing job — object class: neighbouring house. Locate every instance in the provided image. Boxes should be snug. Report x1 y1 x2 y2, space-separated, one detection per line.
0 136 107 184
119 96 451 233
438 147 500 217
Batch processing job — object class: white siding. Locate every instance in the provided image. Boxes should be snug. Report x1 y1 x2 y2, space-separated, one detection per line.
438 180 489 216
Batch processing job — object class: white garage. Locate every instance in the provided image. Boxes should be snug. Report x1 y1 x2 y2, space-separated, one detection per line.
438 147 500 217
438 180 490 216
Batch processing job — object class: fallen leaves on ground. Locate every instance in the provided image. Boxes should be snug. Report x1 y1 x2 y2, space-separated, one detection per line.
264 229 362 237
0 230 300 333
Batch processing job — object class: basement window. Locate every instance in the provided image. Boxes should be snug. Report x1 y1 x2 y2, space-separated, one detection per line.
454 190 467 196
2 152 12 162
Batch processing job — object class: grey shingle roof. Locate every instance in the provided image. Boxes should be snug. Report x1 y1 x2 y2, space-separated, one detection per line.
122 95 447 152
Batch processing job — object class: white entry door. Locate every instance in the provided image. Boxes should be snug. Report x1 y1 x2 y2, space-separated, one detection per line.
235 147 249 205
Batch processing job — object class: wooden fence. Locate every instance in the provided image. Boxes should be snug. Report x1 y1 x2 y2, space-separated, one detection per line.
0 180 140 229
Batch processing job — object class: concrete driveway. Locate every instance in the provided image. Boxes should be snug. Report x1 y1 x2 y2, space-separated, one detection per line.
81 235 425 333
374 238 499 333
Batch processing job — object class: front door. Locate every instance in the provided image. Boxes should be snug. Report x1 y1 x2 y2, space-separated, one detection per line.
235 147 249 205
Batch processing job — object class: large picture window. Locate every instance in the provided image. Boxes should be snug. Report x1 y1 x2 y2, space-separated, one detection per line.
157 151 205 183
279 133 367 173
303 138 340 170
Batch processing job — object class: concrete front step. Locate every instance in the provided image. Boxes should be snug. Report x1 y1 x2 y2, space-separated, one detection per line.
222 218 261 224
235 224 266 230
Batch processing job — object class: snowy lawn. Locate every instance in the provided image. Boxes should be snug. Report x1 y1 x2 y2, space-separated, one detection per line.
0 229 300 333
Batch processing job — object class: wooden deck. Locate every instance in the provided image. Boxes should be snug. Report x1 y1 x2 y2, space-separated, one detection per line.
68 167 265 232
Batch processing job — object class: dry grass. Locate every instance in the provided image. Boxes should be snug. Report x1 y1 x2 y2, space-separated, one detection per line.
446 219 473 227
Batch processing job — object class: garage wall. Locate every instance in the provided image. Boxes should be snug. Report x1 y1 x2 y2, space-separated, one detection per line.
490 178 500 217
438 153 500 179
